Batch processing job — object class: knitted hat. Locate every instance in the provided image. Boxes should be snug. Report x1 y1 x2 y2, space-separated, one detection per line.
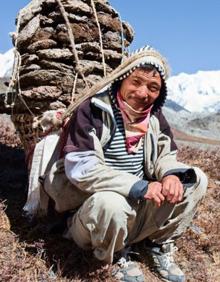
112 45 170 112
116 45 170 81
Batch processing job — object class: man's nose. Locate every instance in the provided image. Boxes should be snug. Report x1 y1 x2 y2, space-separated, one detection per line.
136 85 148 97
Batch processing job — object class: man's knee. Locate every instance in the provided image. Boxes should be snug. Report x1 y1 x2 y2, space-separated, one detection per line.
194 167 208 198
80 191 135 227
91 192 126 211
183 167 208 205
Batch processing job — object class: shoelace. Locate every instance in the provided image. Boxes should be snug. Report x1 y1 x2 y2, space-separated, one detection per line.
117 257 130 268
160 243 178 268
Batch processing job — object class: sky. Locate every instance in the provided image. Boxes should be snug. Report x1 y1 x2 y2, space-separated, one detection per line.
0 0 220 75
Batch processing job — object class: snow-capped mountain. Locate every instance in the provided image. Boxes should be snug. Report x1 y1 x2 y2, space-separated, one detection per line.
0 48 14 79
167 71 220 113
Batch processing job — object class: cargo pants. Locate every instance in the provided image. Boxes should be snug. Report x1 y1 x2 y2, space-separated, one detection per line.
64 167 208 263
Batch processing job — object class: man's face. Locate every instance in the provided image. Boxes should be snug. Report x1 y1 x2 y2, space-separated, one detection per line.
119 68 162 111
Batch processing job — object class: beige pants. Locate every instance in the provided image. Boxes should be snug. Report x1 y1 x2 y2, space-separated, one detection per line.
64 167 207 263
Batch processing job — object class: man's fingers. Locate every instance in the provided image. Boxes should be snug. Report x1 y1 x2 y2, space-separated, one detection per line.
158 192 165 202
162 184 169 196
177 184 184 202
170 183 184 203
153 195 162 207
144 182 166 207
162 175 185 204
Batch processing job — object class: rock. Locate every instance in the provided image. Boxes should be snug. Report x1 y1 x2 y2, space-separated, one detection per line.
20 64 41 75
27 39 57 53
94 1 118 16
36 48 74 60
49 100 66 110
8 0 134 149
19 69 74 89
122 21 134 44
39 60 74 72
97 12 121 32
63 0 92 16
17 15 41 49
21 54 39 65
18 0 44 28
103 31 121 50
21 86 62 100
78 59 112 75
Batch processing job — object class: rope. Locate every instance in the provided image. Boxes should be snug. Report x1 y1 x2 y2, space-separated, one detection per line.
56 0 89 89
16 54 35 118
4 10 36 119
117 12 126 60
71 73 78 103
90 0 107 77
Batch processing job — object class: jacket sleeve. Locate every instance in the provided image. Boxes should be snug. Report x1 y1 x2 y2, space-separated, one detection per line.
63 99 148 200
154 110 197 185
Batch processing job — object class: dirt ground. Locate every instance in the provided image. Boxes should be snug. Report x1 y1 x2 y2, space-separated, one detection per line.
0 135 220 281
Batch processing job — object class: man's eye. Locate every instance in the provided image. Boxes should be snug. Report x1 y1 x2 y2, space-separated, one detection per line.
150 86 160 92
132 79 141 86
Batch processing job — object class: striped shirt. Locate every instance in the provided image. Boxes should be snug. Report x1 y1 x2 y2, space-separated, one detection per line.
104 93 144 179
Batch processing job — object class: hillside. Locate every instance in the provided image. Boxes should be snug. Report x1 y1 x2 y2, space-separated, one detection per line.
0 117 219 281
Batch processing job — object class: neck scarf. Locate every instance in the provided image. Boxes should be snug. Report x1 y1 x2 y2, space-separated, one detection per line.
116 91 152 154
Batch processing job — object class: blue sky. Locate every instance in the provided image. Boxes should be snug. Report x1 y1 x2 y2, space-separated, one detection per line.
0 0 219 75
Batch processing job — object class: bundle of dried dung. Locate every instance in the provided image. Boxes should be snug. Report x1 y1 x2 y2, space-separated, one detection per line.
6 0 134 151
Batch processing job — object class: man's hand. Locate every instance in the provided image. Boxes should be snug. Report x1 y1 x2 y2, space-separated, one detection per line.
161 175 183 204
144 181 165 207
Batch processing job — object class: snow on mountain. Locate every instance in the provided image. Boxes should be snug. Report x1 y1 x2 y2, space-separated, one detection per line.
167 71 220 113
0 48 14 79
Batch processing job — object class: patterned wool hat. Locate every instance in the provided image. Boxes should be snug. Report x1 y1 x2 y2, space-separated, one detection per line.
116 45 170 81
111 45 170 112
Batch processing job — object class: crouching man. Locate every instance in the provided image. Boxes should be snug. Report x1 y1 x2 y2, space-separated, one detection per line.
45 46 207 282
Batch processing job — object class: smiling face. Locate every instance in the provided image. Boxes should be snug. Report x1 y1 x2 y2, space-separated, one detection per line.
119 68 162 111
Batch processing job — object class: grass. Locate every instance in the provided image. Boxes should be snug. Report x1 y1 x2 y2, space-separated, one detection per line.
0 141 220 281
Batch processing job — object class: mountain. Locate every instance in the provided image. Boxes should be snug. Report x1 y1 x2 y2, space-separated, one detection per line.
0 48 14 80
167 71 220 113
164 71 220 141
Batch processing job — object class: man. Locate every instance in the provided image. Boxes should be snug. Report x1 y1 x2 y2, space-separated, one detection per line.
44 46 207 282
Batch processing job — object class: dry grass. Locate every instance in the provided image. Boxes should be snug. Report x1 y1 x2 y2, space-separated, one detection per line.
0 126 220 281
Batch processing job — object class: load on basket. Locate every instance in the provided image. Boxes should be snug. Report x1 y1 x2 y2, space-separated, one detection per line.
4 0 134 217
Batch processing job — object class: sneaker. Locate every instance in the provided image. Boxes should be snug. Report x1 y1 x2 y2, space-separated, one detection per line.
145 241 185 282
112 248 145 282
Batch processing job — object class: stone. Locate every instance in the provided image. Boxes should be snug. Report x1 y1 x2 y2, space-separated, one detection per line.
49 100 67 110
17 14 41 49
21 86 62 100
27 39 57 53
122 21 134 44
39 60 74 72
36 48 74 60
18 0 44 28
19 69 74 89
21 54 39 65
62 0 92 16
97 12 121 32
78 60 112 75
20 64 41 75
103 31 122 50
93 0 118 16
